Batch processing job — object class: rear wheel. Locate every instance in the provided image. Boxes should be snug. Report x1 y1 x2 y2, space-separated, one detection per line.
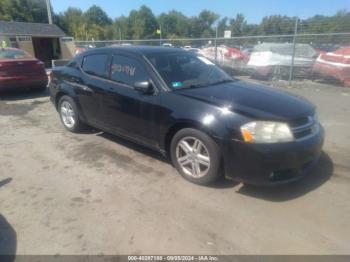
170 128 222 185
58 95 84 133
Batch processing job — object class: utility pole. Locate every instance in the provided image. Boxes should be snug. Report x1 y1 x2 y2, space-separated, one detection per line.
45 0 53 24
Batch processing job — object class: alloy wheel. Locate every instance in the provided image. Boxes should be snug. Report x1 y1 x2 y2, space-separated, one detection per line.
60 101 76 129
176 136 211 178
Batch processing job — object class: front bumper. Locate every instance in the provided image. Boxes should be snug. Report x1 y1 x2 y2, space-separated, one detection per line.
223 125 325 185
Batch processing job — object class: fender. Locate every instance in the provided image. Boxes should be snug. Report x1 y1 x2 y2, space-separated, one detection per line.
52 80 88 123
159 92 231 152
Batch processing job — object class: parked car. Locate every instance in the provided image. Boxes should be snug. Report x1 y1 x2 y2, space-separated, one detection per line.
312 46 350 87
49 46 324 185
241 45 255 63
75 47 87 56
199 45 245 70
162 43 173 48
312 43 341 55
182 46 200 53
246 43 318 79
0 48 47 91
75 44 97 56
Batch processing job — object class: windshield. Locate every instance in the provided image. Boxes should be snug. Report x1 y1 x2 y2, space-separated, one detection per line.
0 49 31 60
145 51 233 90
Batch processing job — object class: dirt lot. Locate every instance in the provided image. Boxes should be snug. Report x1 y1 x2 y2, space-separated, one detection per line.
0 79 350 255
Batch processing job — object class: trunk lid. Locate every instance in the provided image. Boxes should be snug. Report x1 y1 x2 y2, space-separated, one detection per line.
0 59 46 77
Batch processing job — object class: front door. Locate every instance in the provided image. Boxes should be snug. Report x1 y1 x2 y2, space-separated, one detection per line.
102 54 160 148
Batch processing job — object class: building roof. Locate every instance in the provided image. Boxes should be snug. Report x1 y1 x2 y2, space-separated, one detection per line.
0 21 66 37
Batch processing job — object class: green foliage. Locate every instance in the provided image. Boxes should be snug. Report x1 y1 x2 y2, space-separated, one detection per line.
158 10 190 38
0 1 349 41
189 10 219 38
56 7 83 39
229 14 246 36
127 6 158 39
84 5 112 27
0 0 48 23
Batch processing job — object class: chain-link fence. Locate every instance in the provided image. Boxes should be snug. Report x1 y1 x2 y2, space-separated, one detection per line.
75 31 350 88
60 15 349 88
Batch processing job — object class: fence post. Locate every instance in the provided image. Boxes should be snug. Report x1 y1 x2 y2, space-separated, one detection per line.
289 17 299 85
159 24 162 46
214 27 218 63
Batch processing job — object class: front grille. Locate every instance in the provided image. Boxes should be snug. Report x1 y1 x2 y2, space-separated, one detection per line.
288 116 309 128
289 115 318 140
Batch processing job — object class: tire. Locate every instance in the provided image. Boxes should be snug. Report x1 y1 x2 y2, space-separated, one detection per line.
58 95 84 133
170 128 222 185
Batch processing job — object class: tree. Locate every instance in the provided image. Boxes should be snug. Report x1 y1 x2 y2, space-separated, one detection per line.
259 15 295 35
230 14 246 36
189 10 219 37
57 7 84 39
84 5 112 27
57 4 114 40
114 16 130 40
217 17 228 37
1 1 349 43
126 5 158 39
0 0 48 23
158 10 190 38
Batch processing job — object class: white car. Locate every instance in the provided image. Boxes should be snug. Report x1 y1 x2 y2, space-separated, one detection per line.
247 43 317 78
162 43 173 47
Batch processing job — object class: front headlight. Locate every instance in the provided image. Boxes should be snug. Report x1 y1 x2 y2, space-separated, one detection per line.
240 121 294 143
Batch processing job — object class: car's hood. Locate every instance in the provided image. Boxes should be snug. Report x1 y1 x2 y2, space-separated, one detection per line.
174 80 315 120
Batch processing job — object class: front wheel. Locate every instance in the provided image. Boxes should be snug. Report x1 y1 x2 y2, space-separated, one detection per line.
170 128 222 185
58 95 84 133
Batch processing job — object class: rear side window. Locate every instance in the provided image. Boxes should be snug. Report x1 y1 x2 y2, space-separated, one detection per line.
82 54 108 78
110 55 148 86
0 49 31 60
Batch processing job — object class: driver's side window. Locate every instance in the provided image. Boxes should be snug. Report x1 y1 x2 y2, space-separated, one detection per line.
110 55 149 87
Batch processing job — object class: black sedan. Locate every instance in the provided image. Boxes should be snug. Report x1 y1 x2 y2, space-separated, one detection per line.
49 46 324 185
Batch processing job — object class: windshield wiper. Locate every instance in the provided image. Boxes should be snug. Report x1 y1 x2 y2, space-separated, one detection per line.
210 79 233 86
174 83 209 90
173 79 232 90
188 83 209 89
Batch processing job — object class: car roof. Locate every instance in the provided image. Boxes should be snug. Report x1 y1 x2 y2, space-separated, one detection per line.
84 45 186 56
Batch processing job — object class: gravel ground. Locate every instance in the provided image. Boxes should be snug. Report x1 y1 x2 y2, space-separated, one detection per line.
0 79 349 255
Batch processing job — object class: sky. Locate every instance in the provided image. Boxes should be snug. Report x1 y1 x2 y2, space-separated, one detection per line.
51 0 350 23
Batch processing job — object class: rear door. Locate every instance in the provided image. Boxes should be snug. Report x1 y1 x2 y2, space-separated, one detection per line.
76 53 110 127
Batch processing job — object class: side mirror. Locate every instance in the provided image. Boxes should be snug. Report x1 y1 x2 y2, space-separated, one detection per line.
134 81 154 94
